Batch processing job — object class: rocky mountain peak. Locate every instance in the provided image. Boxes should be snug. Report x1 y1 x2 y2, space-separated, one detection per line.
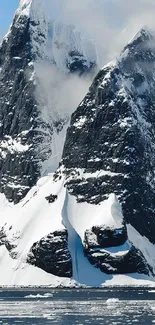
17 0 46 18
61 25 155 244
0 0 97 203
119 26 155 71
16 0 32 16
127 26 154 47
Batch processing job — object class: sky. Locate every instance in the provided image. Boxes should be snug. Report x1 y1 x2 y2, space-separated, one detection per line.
1 0 155 62
0 0 19 40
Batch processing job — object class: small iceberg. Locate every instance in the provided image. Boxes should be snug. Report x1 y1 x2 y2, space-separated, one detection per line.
106 298 120 306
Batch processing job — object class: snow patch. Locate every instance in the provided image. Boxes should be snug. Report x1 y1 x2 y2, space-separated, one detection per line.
0 136 30 159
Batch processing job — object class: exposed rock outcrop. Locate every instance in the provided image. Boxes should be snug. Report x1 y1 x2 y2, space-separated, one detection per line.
83 225 152 276
85 225 127 248
27 230 72 277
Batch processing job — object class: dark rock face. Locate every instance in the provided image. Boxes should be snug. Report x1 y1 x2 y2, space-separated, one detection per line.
0 8 97 204
85 246 152 275
85 225 127 249
83 225 152 276
0 14 42 203
27 230 72 277
62 28 155 244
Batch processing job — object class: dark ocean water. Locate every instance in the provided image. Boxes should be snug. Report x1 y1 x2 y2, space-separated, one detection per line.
0 288 155 324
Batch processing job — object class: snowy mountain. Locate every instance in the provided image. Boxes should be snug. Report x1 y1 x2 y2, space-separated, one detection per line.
0 0 97 203
62 27 155 244
0 0 155 286
59 26 155 280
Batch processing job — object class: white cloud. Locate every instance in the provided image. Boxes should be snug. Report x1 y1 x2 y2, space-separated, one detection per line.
46 0 155 66
35 61 91 122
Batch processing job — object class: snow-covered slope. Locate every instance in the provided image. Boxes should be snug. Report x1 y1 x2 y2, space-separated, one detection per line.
0 173 154 287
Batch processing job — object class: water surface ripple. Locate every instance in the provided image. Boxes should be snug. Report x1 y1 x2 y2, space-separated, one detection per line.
0 288 155 324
